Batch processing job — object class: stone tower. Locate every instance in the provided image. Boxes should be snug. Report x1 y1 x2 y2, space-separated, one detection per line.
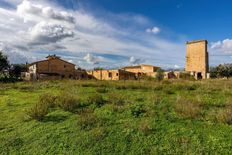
185 40 209 79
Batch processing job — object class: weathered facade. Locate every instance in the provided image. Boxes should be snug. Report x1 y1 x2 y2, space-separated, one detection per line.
164 71 181 79
185 40 209 79
87 69 136 80
122 64 160 78
23 55 87 80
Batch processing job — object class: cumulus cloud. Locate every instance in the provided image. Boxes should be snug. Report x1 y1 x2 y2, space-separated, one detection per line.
17 0 75 24
129 56 144 65
146 26 160 34
0 42 35 64
211 39 232 53
0 0 186 69
84 53 104 64
29 22 74 45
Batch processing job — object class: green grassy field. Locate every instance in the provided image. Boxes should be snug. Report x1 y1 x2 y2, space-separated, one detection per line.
1 79 232 154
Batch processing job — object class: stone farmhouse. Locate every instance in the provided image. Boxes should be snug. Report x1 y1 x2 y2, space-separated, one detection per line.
122 64 160 78
87 64 163 80
22 39 210 81
185 40 209 79
22 55 88 80
87 69 136 80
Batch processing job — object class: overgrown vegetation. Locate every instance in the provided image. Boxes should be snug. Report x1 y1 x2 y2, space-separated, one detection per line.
1 79 232 154
0 51 26 83
210 63 232 78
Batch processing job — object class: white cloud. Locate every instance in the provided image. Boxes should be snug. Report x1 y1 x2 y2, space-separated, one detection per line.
129 56 144 65
84 53 104 64
17 0 75 25
0 0 185 69
211 39 232 53
29 21 74 45
146 26 160 34
174 64 180 69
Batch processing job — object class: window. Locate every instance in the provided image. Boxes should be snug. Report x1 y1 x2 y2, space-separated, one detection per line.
109 72 112 78
116 73 119 76
64 65 66 68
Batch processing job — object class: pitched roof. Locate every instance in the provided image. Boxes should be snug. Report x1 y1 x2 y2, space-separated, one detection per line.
29 57 75 66
122 64 160 69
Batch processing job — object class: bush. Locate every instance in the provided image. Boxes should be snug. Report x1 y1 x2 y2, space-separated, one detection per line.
39 93 57 108
27 102 49 121
108 93 126 106
130 103 145 117
87 93 105 107
78 113 99 130
56 92 81 112
155 68 164 81
179 72 195 80
27 93 57 121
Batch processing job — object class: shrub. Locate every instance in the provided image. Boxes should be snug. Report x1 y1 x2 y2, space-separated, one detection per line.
175 97 202 119
56 92 81 112
78 113 99 130
179 72 195 80
39 93 57 108
130 103 145 117
27 102 49 121
139 74 155 81
108 93 126 106
155 68 164 81
27 93 57 121
87 93 105 107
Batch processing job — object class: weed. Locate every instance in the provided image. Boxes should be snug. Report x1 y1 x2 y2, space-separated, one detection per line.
215 109 232 124
27 102 49 121
39 93 57 108
175 97 202 119
108 93 126 106
78 113 99 130
130 103 146 117
87 93 105 107
91 127 107 141
27 93 57 121
138 119 153 135
56 92 81 112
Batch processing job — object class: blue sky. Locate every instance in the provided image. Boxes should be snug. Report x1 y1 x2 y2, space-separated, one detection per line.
0 0 232 69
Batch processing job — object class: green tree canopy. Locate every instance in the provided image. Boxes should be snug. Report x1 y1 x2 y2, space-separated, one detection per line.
210 64 232 79
0 51 9 72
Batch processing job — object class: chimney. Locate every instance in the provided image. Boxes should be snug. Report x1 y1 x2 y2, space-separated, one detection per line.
46 54 60 60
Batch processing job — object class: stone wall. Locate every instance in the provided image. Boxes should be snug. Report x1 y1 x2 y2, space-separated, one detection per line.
87 69 136 80
185 40 209 79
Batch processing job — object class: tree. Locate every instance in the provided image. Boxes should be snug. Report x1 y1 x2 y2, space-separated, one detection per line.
156 68 164 81
0 51 9 72
10 64 27 78
210 64 232 79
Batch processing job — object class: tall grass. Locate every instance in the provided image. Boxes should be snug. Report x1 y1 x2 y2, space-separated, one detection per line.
27 93 56 121
175 96 202 119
